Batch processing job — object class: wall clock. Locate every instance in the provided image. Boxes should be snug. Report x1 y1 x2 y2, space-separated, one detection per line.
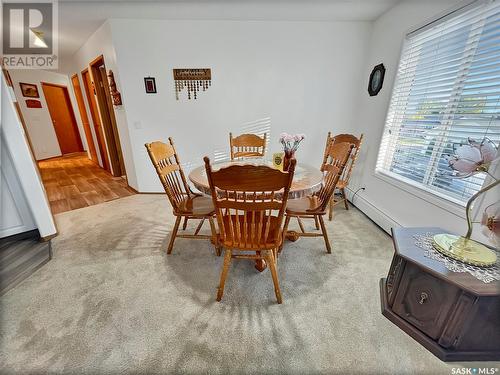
368 63 385 96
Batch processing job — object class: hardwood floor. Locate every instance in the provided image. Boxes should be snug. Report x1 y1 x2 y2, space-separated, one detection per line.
38 153 136 214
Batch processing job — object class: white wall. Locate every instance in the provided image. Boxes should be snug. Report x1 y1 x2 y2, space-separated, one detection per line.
348 0 498 244
105 19 370 192
9 69 88 160
1 75 57 238
69 21 136 182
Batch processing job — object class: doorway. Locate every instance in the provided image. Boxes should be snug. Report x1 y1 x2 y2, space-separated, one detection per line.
89 55 125 178
71 74 98 163
41 83 83 155
81 68 110 172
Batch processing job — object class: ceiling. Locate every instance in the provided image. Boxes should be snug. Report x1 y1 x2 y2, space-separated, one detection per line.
58 0 401 64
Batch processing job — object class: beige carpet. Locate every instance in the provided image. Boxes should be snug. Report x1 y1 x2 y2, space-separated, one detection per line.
0 194 484 374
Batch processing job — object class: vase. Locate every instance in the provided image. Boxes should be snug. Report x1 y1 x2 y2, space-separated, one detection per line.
283 150 295 171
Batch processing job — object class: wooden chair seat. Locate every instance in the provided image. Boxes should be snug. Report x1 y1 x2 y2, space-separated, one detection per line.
178 195 215 216
218 214 282 249
285 196 323 215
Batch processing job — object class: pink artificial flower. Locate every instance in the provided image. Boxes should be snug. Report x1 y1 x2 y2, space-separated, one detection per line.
284 134 295 143
279 132 288 141
294 133 305 141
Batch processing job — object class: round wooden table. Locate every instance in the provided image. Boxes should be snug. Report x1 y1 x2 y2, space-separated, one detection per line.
189 159 323 272
188 159 323 199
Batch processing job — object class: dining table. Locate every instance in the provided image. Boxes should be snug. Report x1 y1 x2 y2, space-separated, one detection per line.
189 159 323 199
188 158 323 271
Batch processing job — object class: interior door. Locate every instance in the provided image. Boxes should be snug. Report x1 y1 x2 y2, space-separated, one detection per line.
71 74 98 162
41 83 83 155
81 69 110 172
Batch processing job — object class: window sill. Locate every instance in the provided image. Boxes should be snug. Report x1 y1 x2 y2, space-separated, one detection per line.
373 170 467 219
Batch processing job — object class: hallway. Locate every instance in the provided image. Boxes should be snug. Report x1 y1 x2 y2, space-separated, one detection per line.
38 153 136 214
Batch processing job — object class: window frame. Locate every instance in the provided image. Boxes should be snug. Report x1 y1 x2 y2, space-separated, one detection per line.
375 0 497 210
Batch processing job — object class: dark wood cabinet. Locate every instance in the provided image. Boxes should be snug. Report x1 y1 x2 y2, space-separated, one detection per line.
380 227 500 362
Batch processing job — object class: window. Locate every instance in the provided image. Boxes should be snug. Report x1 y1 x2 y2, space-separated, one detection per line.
376 0 500 206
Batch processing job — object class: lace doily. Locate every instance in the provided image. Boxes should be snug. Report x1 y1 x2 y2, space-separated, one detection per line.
413 233 500 284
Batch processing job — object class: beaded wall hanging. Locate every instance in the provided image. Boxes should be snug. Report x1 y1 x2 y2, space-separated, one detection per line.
173 68 211 100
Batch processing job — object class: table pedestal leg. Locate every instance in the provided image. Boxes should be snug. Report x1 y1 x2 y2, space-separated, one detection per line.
255 251 267 272
285 231 300 242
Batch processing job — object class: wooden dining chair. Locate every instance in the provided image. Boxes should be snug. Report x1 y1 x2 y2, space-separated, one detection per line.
145 138 219 255
284 142 353 253
322 132 364 220
204 156 296 304
229 133 267 160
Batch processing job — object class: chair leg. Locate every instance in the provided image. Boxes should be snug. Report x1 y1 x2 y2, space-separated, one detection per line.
297 217 306 233
314 215 320 230
264 250 282 304
342 188 349 210
208 216 221 256
167 216 182 254
318 215 331 254
194 218 205 235
328 197 334 221
280 215 291 253
217 249 232 302
182 217 188 230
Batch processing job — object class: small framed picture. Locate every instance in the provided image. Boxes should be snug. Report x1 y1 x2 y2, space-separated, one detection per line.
368 63 385 96
26 99 42 108
19 82 39 98
144 77 157 93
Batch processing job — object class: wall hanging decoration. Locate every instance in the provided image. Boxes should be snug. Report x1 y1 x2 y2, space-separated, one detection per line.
107 70 122 106
25 99 42 108
19 82 39 98
173 68 211 100
144 77 157 93
368 63 385 96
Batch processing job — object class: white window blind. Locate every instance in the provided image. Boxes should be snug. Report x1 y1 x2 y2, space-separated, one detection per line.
376 0 500 206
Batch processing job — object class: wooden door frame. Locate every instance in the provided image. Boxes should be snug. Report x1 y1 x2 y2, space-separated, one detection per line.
89 55 125 178
71 73 98 163
81 67 110 172
41 82 84 154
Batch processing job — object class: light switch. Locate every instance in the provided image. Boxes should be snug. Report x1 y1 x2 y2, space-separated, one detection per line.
134 121 142 129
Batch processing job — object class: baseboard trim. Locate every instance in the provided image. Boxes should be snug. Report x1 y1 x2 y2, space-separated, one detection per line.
345 187 400 234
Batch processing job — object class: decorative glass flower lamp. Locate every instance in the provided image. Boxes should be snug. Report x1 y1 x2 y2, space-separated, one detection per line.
433 138 499 267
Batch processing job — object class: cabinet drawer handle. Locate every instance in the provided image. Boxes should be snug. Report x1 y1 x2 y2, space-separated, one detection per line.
419 292 429 304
